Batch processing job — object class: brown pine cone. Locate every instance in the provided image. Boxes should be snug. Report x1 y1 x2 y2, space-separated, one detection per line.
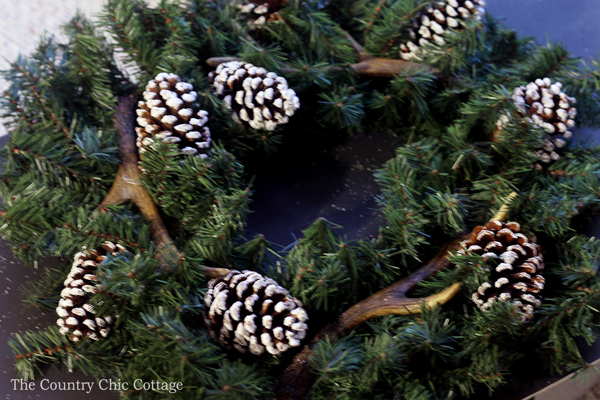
136 73 211 159
512 78 577 137
56 241 125 342
503 78 577 169
399 0 486 61
532 137 566 169
204 270 308 355
461 220 545 321
209 61 300 131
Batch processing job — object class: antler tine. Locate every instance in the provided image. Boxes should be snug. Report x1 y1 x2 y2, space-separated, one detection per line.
275 192 519 400
102 95 230 279
205 55 438 78
206 56 242 68
338 237 464 330
205 30 438 78
339 191 518 329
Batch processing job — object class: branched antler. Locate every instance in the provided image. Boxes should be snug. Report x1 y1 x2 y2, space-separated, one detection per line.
274 192 518 400
206 32 438 77
341 31 439 77
102 95 229 278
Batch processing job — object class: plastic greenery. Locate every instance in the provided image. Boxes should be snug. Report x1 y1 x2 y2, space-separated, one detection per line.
2 0 600 399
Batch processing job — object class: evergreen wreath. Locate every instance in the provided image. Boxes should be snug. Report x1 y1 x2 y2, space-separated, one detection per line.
2 0 600 399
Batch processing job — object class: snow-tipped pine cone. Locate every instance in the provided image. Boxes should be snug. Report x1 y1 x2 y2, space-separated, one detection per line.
56 241 125 341
204 270 308 355
399 0 485 61
136 72 211 160
461 220 545 321
498 78 577 169
209 61 300 131
238 2 279 28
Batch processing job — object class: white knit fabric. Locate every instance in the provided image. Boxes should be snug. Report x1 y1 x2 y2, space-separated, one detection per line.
0 0 160 137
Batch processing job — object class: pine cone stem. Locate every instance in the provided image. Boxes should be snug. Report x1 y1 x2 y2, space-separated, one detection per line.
275 191 518 400
102 95 229 278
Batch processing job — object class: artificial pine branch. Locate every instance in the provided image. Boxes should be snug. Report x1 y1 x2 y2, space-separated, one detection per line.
101 95 230 278
3 1 600 399
206 37 438 79
275 193 517 399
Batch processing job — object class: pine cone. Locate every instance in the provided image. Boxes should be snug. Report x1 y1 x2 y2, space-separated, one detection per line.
461 220 545 321
498 78 577 169
209 61 300 131
513 78 577 169
56 241 125 342
532 136 567 169
399 0 486 61
204 270 308 355
238 2 279 28
136 73 211 159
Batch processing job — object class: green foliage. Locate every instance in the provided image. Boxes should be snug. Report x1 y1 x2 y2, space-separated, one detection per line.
362 0 425 57
247 0 358 65
318 87 365 129
204 360 273 399
274 218 399 311
2 0 600 399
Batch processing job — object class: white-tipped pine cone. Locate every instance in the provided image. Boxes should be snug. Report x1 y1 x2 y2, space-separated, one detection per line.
461 220 545 322
204 270 308 356
238 2 276 28
56 241 124 342
498 78 577 169
136 72 211 159
209 61 300 131
399 0 485 61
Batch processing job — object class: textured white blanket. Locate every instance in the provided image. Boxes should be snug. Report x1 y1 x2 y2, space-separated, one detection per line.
0 0 160 136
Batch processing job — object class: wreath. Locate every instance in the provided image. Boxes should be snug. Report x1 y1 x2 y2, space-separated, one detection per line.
2 0 600 399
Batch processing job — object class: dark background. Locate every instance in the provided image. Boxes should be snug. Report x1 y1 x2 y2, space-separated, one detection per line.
1 0 600 398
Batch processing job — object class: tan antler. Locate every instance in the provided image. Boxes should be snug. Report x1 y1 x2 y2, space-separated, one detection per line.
275 192 518 400
102 95 230 278
206 31 438 78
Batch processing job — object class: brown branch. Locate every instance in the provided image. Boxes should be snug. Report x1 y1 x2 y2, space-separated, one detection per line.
275 192 518 400
101 95 229 279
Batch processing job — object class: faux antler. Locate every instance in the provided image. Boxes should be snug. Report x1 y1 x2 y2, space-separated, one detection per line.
102 95 229 278
275 192 518 400
342 31 439 77
205 32 437 78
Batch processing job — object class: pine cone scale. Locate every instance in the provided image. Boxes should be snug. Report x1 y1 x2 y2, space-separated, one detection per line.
136 73 211 160
56 241 123 342
463 221 545 321
204 270 308 355
499 78 578 169
210 61 299 131
400 0 485 60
